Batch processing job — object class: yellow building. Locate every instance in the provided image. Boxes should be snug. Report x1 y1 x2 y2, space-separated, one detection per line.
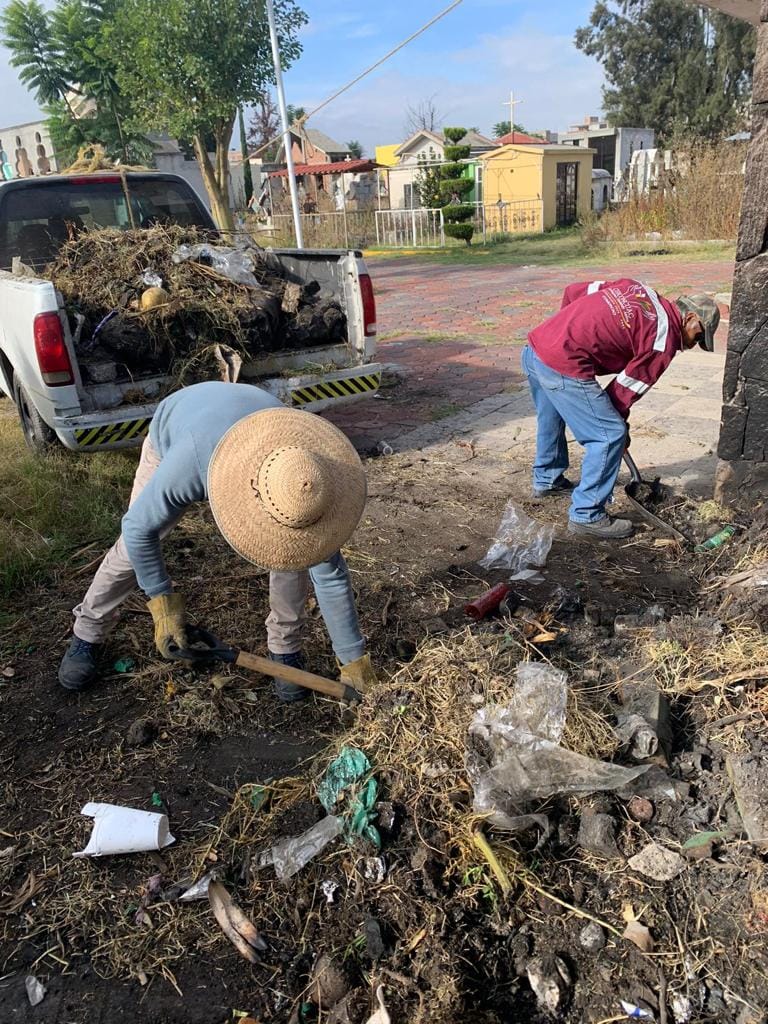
374 144 400 168
479 143 595 232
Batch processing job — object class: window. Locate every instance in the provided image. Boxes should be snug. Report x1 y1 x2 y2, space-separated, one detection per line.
475 164 484 205
403 182 415 209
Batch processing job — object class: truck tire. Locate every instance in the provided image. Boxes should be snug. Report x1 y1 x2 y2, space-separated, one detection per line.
14 379 60 454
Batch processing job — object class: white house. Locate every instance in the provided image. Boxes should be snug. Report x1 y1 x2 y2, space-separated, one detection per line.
559 116 655 192
386 129 497 209
0 120 58 180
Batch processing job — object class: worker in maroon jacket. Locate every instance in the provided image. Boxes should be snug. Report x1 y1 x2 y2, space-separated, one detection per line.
522 278 719 539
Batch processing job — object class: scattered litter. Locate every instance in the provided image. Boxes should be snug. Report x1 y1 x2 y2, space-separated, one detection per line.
671 994 692 1022
1 665 15 679
480 501 554 572
614 604 666 634
260 815 343 881
365 985 390 1024
510 568 545 584
0 846 14 859
526 956 571 1013
25 975 46 1006
179 870 217 901
208 881 267 963
617 682 672 764
318 747 381 848
141 269 163 288
620 1000 654 1019
628 843 686 881
172 242 260 288
150 791 165 808
249 786 268 812
363 856 386 883
578 812 622 860
623 919 654 952
73 802 175 858
376 441 394 456
682 830 726 858
321 880 339 904
695 525 736 552
467 662 647 829
464 583 511 621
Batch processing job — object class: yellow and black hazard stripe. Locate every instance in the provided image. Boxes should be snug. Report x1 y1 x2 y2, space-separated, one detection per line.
74 416 151 448
290 371 381 407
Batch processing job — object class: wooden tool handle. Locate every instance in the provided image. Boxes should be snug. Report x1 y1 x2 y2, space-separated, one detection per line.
234 650 361 703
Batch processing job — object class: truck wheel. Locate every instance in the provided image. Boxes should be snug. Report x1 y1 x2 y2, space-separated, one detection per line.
14 380 60 454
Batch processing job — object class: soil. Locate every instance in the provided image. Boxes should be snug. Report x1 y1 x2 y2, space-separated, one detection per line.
2 426 768 1023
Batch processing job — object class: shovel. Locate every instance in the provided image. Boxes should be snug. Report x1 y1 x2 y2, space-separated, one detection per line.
622 452 686 542
167 627 363 703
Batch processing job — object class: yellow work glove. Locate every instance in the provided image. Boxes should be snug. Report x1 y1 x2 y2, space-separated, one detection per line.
339 653 378 694
147 592 188 659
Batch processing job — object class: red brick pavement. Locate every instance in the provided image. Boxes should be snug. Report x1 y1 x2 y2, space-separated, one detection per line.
325 256 734 451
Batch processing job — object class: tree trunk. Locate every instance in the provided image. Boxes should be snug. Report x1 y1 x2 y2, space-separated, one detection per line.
192 133 235 233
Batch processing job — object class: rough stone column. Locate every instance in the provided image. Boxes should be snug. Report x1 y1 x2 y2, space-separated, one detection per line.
717 1 768 493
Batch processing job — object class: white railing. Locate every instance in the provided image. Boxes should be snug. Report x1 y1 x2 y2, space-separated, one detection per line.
375 208 445 248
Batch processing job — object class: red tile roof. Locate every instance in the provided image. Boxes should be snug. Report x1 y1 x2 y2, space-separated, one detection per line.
496 131 546 146
268 159 379 177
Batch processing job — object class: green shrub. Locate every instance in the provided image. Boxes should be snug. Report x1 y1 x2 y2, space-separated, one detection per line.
443 127 466 144
441 161 466 178
444 144 470 162
439 178 473 198
445 222 474 245
444 203 475 222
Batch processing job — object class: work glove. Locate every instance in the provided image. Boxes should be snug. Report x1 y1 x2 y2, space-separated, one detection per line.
339 653 378 694
147 592 189 659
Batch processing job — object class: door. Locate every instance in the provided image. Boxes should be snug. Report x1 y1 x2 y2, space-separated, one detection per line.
555 162 578 226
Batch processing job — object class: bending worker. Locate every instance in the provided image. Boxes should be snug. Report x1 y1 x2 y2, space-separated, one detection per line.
58 381 376 700
522 279 719 539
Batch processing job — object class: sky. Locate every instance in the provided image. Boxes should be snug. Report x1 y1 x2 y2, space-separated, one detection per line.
0 0 606 153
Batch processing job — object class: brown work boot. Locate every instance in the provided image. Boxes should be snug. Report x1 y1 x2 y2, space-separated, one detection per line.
568 515 634 540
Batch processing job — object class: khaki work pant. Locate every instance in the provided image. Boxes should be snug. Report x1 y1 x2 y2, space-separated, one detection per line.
72 437 342 656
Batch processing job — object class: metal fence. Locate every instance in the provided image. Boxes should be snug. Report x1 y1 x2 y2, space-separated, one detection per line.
375 208 445 248
477 200 544 240
263 211 379 249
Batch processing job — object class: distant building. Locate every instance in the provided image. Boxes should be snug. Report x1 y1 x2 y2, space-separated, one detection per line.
495 130 548 146
480 142 595 231
591 168 612 212
0 120 58 180
386 129 497 209
558 114 655 190
288 128 352 165
374 144 400 167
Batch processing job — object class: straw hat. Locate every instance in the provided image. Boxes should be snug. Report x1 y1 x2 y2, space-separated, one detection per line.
208 407 366 571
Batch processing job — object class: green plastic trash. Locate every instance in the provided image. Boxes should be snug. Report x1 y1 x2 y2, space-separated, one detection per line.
318 746 381 849
113 657 135 673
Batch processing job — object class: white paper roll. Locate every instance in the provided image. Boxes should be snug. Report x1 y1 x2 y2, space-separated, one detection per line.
73 802 176 858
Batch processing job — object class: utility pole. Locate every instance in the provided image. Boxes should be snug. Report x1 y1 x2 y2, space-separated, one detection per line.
502 91 523 143
265 0 304 248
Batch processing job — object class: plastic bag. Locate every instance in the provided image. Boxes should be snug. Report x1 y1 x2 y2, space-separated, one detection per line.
467 662 647 828
263 815 343 881
318 746 381 848
172 243 259 288
480 501 554 572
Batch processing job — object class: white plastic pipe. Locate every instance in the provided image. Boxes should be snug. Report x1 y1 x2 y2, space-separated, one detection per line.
266 0 304 248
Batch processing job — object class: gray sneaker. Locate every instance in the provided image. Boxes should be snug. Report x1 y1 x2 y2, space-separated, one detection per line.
268 651 309 703
58 636 100 691
568 515 634 539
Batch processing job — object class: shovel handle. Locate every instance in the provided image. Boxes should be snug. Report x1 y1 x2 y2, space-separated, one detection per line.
234 649 361 703
623 451 642 485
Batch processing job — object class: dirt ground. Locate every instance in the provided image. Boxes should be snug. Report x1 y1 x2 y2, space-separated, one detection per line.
2 249 767 1024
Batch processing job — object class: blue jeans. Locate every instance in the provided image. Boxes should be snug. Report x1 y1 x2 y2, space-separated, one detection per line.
521 345 626 523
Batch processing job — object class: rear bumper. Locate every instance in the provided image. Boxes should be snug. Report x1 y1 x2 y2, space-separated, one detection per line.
53 364 382 451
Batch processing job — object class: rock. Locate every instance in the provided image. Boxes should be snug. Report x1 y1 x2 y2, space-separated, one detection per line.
622 919 654 952
423 616 449 635
125 718 157 748
628 842 685 881
726 753 768 844
25 976 46 1007
579 921 606 951
310 954 350 1007
395 639 417 661
577 812 622 860
364 915 385 960
583 602 603 627
614 604 666 634
627 796 654 823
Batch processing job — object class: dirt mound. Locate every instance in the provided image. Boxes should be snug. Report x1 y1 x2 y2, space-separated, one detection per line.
48 225 346 385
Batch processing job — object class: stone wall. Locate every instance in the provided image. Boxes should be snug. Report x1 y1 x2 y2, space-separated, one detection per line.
718 3 768 467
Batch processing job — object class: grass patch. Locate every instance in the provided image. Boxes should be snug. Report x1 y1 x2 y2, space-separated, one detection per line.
0 401 137 603
430 401 463 420
365 228 735 268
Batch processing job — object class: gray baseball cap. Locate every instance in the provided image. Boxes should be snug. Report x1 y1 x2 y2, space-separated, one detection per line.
675 294 720 352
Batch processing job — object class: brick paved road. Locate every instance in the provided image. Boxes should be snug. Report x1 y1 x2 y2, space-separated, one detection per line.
325 255 734 453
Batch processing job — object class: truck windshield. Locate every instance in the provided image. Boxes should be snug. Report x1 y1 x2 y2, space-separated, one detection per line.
0 177 214 270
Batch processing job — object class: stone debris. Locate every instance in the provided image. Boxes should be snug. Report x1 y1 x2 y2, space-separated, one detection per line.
578 812 623 860
579 921 607 951
628 842 686 881
726 753 768 845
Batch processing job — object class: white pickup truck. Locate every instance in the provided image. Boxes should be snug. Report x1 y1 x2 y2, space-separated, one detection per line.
0 171 379 453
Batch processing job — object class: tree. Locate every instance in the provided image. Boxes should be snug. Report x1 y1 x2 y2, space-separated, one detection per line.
248 92 281 160
286 104 307 126
113 0 307 231
238 105 253 205
346 139 363 158
1 0 150 164
575 1 755 142
492 120 529 139
404 95 443 136
438 127 475 246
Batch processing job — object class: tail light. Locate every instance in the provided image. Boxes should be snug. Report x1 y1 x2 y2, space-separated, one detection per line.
34 312 74 386
359 273 377 337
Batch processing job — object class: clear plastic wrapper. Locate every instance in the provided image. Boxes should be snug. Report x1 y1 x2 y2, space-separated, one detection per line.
480 501 554 572
265 815 343 881
172 243 259 287
467 663 647 828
